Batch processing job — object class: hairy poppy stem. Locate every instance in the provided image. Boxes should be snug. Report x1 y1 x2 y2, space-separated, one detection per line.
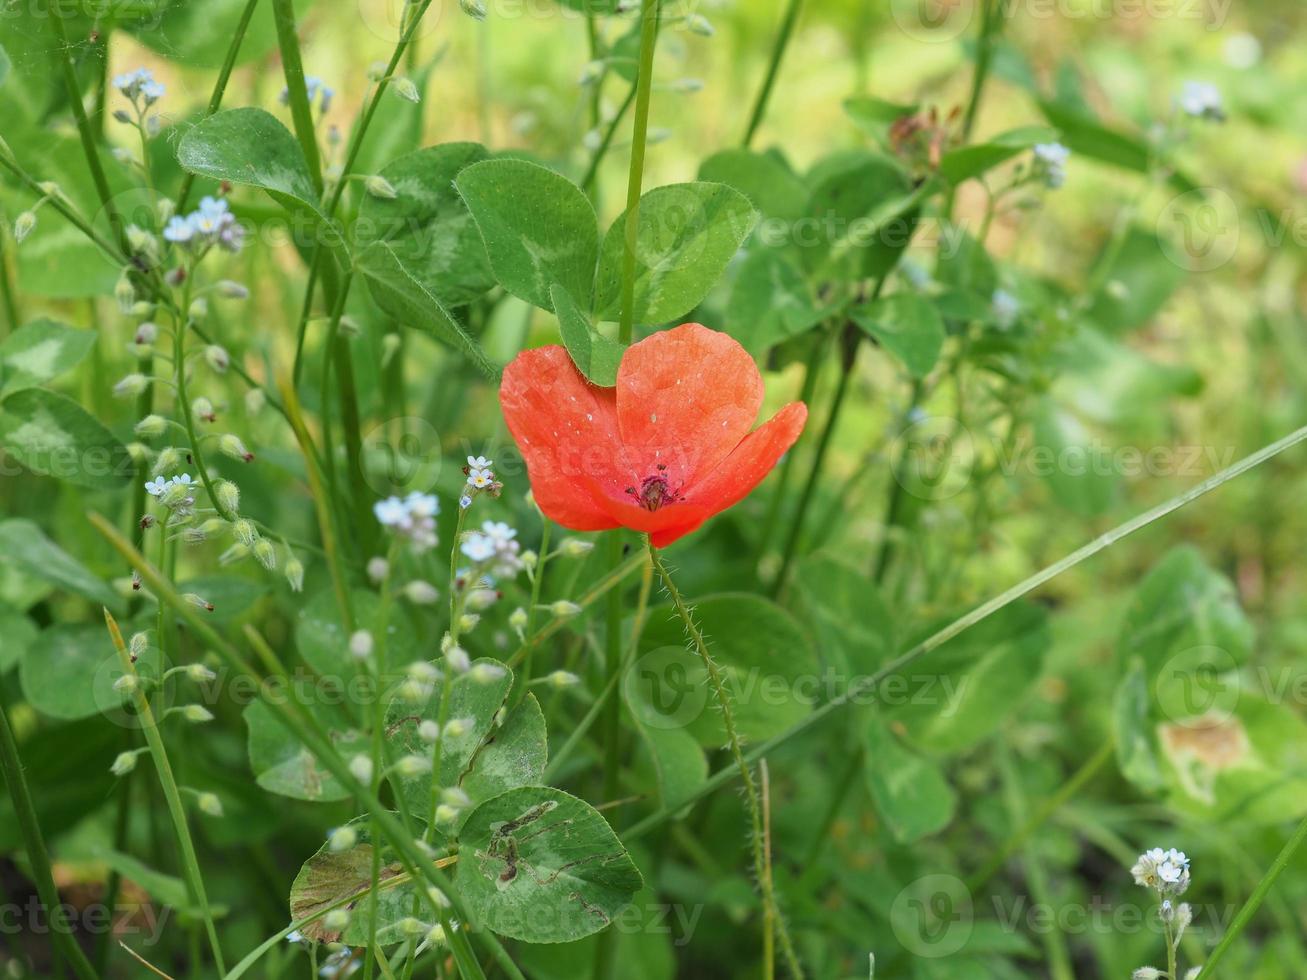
647 539 805 980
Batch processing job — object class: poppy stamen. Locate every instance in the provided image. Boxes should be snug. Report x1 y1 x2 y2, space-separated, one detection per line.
626 471 685 512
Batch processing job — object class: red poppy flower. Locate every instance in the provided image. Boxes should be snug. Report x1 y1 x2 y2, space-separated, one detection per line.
499 322 807 548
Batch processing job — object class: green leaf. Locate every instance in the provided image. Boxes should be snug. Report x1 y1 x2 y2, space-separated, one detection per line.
0 603 38 671
0 388 133 489
637 593 819 747
355 142 494 308
727 250 828 355
852 292 945 379
887 601 1050 754
938 126 1061 185
356 243 500 378
623 661 708 816
1030 398 1119 517
455 159 599 311
1113 658 1164 790
244 696 367 803
177 108 322 215
20 624 162 721
552 284 624 387
455 786 643 943
0 318 96 394
1084 226 1187 334
295 588 418 699
697 149 807 222
863 718 957 843
802 151 919 279
1038 100 1198 193
0 519 123 611
1116 547 1254 679
793 555 895 674
595 182 758 324
288 815 432 946
386 662 547 827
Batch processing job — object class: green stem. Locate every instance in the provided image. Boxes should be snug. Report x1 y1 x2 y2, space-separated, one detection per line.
581 85 635 193
0 153 121 261
772 327 857 595
49 9 127 251
0 699 98 980
174 296 238 524
997 743 1073 980
741 0 803 148
967 738 1113 893
647 539 804 980
103 611 226 974
270 0 323 194
518 521 551 694
960 0 1000 142
617 0 660 344
758 331 827 559
871 379 924 584
176 0 262 211
89 513 512 980
365 539 400 980
1193 813 1307 979
626 421 1307 840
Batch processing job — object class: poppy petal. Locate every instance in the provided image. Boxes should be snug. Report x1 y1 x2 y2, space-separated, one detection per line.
615 323 764 487
679 400 808 523
499 345 622 532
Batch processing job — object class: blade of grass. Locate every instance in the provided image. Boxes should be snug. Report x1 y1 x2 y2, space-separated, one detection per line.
741 0 803 147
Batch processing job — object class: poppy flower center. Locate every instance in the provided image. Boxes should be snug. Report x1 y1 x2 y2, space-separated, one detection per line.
625 465 684 512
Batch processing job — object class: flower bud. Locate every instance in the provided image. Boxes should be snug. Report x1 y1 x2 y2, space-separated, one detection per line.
365 175 398 199
218 433 253 462
219 543 250 565
445 645 470 674
457 613 480 633
111 750 139 776
180 704 214 723
546 670 580 689
440 786 471 808
113 373 151 399
443 717 471 739
285 555 305 593
191 396 216 422
509 607 528 632
14 211 37 243
134 414 167 438
186 663 217 683
395 754 431 777
127 442 151 465
520 550 538 570
459 0 487 19
182 592 215 612
392 77 421 103
328 824 358 851
188 297 209 322
399 917 426 938
196 792 223 817
232 518 258 547
134 321 158 345
468 662 507 684
155 446 182 473
323 910 350 931
559 537 594 558
418 719 440 743
407 661 440 685
215 280 249 299
403 580 439 605
425 923 447 946
113 674 139 695
549 600 582 618
203 345 230 373
115 272 136 313
367 557 389 583
684 13 714 35
434 803 458 824
252 538 277 571
214 480 240 515
244 388 265 415
348 755 374 784
129 632 149 659
349 630 374 660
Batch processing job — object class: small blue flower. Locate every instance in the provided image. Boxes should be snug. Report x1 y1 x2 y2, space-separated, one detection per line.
280 76 335 114
1032 142 1069 189
114 67 165 106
